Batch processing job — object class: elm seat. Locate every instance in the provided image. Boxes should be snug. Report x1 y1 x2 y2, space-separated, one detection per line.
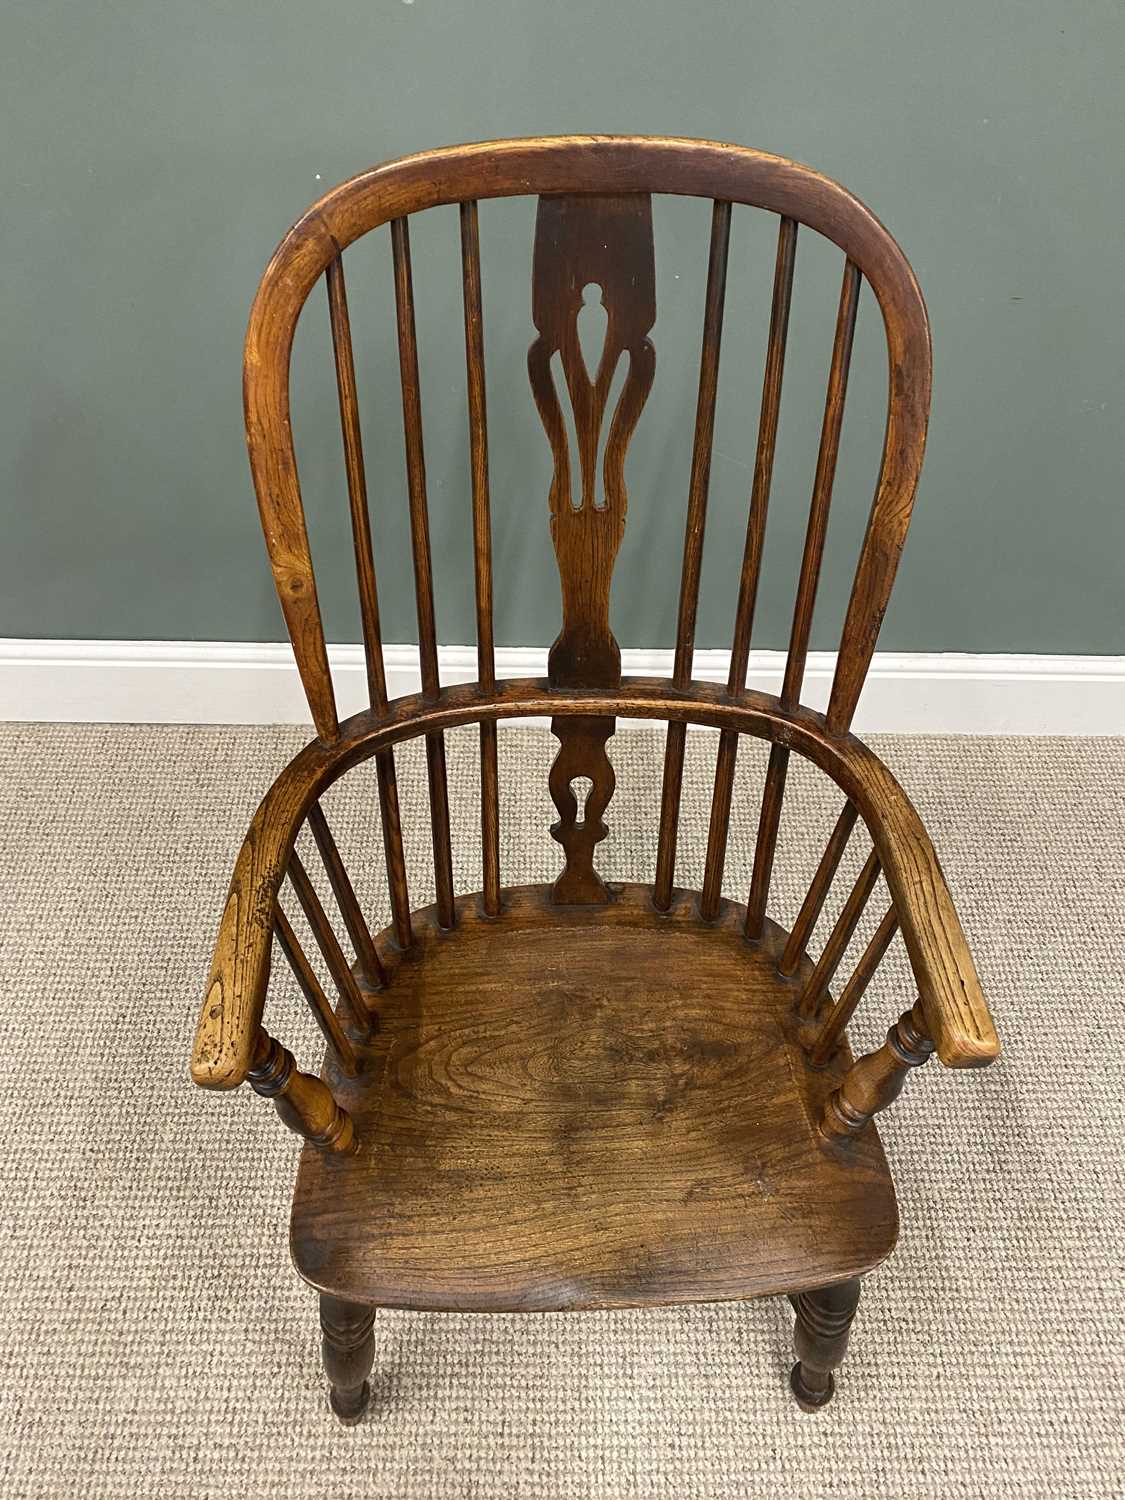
291 886 898 1312
189 136 999 1425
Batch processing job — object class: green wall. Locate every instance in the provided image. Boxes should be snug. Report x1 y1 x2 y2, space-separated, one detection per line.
2 1 1122 654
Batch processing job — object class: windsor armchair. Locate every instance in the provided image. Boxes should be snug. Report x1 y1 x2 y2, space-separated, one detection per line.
190 136 999 1422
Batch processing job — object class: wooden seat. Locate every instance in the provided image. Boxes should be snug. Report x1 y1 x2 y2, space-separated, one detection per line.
190 136 1000 1424
291 886 897 1312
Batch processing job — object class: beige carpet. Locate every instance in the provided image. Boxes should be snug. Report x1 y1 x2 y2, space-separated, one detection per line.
0 723 1122 1498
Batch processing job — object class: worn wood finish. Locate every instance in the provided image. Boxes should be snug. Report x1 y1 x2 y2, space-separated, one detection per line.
809 906 899 1066
478 720 501 916
325 259 412 945
374 749 412 949
391 216 456 930
196 136 999 1421
325 256 387 712
273 905 360 1073
790 1278 862 1410
728 216 799 695
390 216 440 700
699 730 740 920
745 743 791 939
547 716 616 903
671 200 732 693
778 802 859 976
319 1295 376 1423
783 261 862 709
821 1002 934 1142
191 675 1000 1089
286 851 377 1036
459 201 502 917
654 202 731 911
653 721 688 912
530 193 656 903
291 885 897 1311
700 217 798 921
423 730 456 930
795 849 882 1022
247 1030 357 1155
745 262 861 938
529 193 655 675
305 801 386 992
460 199 495 694
243 139 932 748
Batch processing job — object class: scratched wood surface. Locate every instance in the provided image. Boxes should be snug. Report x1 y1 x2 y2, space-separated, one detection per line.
290 886 897 1311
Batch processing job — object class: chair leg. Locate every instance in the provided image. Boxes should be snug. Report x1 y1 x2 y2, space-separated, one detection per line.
788 1277 862 1411
319 1294 376 1424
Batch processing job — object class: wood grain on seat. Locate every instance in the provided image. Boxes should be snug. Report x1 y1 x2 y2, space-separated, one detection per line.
290 886 897 1312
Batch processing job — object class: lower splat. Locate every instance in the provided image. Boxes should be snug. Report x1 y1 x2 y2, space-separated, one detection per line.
548 715 617 903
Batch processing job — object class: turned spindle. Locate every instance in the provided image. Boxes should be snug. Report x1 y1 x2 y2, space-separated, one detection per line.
320 1294 377 1423
789 1278 862 1410
820 1001 934 1142
247 1030 358 1155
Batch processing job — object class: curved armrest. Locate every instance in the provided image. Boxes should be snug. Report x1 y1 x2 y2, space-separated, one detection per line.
191 822 280 1090
190 679 999 1092
190 734 336 1091
828 734 999 1069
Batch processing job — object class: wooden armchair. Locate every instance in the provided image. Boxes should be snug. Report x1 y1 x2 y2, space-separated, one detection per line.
190 136 999 1421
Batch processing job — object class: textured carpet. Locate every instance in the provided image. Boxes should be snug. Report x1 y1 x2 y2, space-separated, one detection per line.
0 723 1122 1498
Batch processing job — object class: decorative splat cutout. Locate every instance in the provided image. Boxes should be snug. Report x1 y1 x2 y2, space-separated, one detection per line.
548 285 631 512
528 194 656 903
529 194 656 686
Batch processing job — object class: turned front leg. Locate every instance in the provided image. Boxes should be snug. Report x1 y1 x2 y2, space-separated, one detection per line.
320 1295 376 1423
821 1001 934 1142
247 1029 358 1154
790 1278 862 1410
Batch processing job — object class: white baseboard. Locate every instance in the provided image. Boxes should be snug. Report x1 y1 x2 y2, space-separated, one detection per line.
0 639 1122 734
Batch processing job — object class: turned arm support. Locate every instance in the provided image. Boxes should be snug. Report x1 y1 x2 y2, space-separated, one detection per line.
828 745 997 1071
190 737 335 1092
248 1030 357 1155
188 755 361 1152
820 1001 935 1142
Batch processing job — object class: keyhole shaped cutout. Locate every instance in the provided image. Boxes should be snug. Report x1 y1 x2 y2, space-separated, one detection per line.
549 284 629 512
569 776 593 829
576 281 608 380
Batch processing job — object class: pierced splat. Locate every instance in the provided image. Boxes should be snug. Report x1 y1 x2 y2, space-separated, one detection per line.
528 194 656 902
547 718 616 902
529 194 656 687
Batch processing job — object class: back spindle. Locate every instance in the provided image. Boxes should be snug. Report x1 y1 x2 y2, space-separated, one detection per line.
654 200 732 911
376 752 413 949
326 255 387 710
778 802 859 976
325 252 413 949
795 848 881 1023
306 801 386 990
287 852 377 1038
273 904 360 1075
744 259 862 940
808 906 899 1066
783 259 861 709
391 215 456 930
460 200 501 917
700 216 797 921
